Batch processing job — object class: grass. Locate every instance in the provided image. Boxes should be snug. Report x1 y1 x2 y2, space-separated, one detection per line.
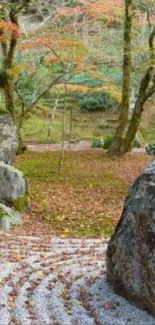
21 101 118 144
15 150 151 238
141 128 155 144
20 99 155 145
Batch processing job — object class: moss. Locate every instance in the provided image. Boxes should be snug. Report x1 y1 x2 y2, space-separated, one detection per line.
0 208 11 219
0 108 7 115
12 190 29 212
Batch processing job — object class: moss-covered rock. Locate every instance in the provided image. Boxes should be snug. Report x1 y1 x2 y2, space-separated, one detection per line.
0 162 30 212
13 189 30 212
0 203 23 231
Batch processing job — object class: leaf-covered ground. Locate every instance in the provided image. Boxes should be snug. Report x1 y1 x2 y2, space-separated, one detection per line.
14 150 151 238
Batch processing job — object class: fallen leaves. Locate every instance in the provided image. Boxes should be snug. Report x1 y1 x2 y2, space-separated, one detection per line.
102 301 117 310
14 150 151 238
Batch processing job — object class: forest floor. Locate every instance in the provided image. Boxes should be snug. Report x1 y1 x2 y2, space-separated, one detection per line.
13 149 151 238
1 150 154 325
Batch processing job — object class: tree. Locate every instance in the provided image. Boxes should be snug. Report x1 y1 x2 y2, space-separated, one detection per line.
108 0 132 156
0 1 29 116
108 0 155 156
0 1 70 152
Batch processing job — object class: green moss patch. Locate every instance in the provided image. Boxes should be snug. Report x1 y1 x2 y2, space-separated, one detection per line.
13 190 29 212
0 208 12 219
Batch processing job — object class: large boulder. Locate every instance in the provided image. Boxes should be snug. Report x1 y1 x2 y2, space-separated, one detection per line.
107 159 155 316
0 114 18 164
0 162 29 212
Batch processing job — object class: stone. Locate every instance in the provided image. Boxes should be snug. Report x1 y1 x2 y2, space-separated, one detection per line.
0 114 18 164
107 159 155 316
91 139 104 148
0 162 29 212
133 136 141 148
145 144 155 156
0 204 23 231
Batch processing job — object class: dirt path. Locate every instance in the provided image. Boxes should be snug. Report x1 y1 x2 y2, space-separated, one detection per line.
26 141 146 153
27 141 91 152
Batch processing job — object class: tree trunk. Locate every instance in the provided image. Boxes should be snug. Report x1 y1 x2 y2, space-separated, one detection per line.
4 80 14 117
68 106 73 149
47 93 59 141
122 68 155 154
108 0 132 156
16 129 26 154
58 83 67 172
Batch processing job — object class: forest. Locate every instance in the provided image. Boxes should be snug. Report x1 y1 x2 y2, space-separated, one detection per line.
0 1 155 324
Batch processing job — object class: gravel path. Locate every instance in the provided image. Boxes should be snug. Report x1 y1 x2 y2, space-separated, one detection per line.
0 234 155 325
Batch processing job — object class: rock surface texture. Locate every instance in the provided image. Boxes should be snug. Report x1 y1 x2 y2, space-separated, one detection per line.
0 204 23 231
0 162 29 211
0 163 29 231
0 114 29 231
107 158 155 316
0 114 18 164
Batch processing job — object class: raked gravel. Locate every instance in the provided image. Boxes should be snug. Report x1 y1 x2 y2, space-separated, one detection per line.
0 234 155 325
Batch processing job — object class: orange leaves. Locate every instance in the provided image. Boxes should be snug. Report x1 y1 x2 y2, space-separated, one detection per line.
19 37 53 52
59 0 124 20
0 21 21 43
49 57 60 64
20 36 85 53
0 21 19 33
19 35 87 71
54 0 124 25
84 0 124 22
56 6 86 18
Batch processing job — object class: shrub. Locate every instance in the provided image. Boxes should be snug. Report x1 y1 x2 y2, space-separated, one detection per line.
79 92 119 113
103 135 113 149
102 134 142 150
91 136 114 149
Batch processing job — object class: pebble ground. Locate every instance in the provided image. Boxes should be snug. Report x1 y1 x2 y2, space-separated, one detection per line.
0 234 154 325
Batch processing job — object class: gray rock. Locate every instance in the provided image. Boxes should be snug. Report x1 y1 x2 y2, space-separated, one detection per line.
133 137 141 148
145 144 155 156
91 139 104 148
0 204 23 231
0 162 29 212
0 114 18 164
107 159 155 316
